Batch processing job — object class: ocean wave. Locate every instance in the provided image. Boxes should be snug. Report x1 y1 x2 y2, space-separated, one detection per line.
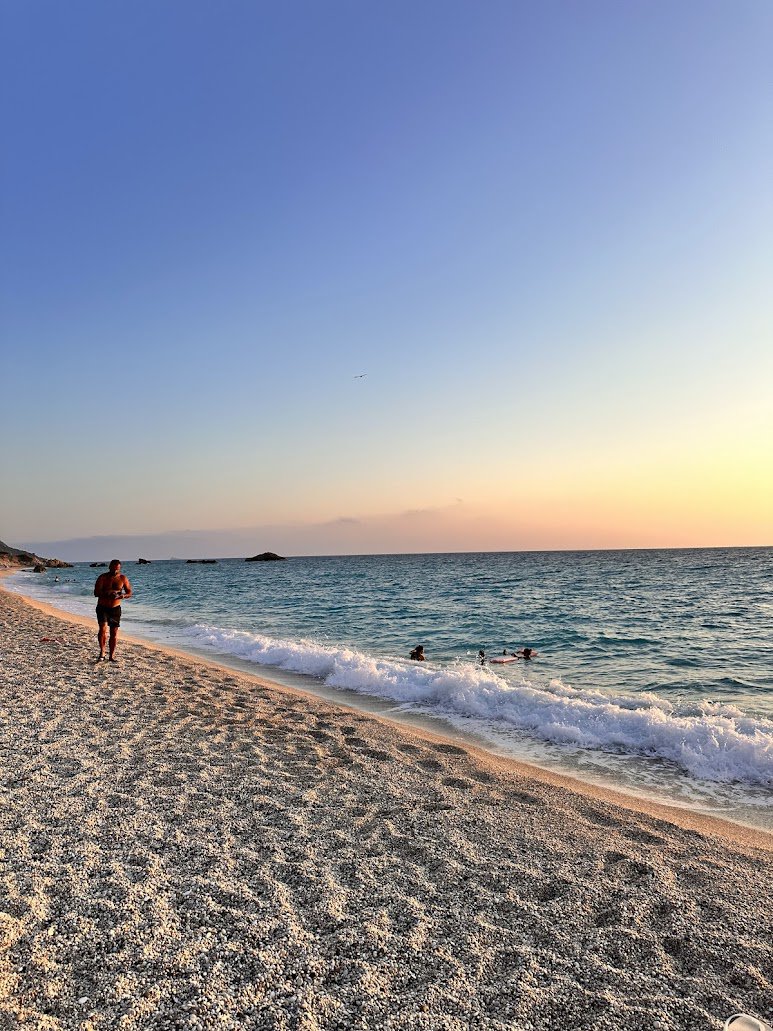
184 624 773 787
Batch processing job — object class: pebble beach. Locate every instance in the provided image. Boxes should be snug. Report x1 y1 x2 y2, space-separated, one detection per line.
1 583 771 1031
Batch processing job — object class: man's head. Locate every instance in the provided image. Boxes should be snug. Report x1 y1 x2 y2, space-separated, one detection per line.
109 559 121 573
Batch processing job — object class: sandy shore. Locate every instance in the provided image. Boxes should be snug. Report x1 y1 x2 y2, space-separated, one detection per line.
0 585 771 1030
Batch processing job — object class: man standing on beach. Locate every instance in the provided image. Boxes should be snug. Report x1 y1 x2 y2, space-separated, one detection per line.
94 560 132 662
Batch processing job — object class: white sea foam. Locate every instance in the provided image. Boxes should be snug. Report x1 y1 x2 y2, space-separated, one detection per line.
184 624 773 787
6 571 772 790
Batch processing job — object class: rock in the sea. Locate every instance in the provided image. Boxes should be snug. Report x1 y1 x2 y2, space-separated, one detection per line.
33 563 46 573
245 552 286 562
186 559 218 564
90 562 107 568
137 558 151 564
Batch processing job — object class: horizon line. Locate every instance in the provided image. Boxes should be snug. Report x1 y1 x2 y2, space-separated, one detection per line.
28 543 773 562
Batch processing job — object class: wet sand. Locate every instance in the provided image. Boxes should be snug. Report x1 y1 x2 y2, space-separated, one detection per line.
0 583 771 1030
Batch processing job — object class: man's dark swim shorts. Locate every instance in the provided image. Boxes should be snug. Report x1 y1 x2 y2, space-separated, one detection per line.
96 605 121 628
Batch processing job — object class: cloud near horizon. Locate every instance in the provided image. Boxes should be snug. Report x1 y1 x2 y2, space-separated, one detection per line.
19 502 539 561
14 484 771 562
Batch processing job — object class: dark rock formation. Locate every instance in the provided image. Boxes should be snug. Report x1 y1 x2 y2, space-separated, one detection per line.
0 548 33 568
137 558 151 564
0 539 72 570
90 562 107 568
33 564 46 573
186 559 218 564
245 552 286 562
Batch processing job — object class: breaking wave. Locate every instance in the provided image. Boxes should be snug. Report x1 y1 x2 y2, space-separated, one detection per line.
184 624 773 787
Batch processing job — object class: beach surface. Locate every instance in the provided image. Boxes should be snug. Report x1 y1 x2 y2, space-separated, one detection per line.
1 584 771 1030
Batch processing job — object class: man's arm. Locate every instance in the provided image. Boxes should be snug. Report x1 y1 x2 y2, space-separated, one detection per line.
94 574 105 598
121 576 133 599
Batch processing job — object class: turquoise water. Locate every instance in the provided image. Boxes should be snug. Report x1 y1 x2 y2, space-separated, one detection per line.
9 548 773 828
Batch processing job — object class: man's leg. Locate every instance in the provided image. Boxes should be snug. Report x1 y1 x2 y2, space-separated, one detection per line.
109 625 119 660
97 619 107 659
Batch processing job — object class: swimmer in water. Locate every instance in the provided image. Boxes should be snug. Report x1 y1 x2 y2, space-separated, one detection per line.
516 647 537 660
409 645 425 661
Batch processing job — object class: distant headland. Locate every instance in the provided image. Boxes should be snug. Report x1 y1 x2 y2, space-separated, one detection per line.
0 538 72 573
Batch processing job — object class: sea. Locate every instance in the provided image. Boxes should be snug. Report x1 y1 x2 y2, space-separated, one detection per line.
7 547 773 830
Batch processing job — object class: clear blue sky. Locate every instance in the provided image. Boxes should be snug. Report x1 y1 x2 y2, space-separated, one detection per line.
2 1 771 555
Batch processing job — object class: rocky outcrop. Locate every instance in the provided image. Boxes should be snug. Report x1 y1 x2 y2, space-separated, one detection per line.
245 552 286 562
137 558 151 564
90 562 107 568
0 539 72 570
0 548 35 568
186 559 218 564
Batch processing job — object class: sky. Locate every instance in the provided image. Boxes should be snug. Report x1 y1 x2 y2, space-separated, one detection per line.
1 0 771 559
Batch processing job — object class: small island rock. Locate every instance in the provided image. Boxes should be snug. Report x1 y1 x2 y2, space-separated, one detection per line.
245 552 286 562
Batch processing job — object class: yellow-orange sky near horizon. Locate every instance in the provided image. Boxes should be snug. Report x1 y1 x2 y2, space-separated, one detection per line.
2 3 771 557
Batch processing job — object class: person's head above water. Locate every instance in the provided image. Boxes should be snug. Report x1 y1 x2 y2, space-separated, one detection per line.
521 647 532 658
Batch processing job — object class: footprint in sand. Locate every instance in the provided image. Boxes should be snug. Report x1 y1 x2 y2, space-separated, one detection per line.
580 808 623 831
535 879 570 903
431 743 466 756
622 827 666 846
593 904 623 928
603 852 655 885
661 936 704 975
508 790 542 807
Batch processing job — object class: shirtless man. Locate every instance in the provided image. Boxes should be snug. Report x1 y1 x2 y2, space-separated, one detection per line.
94 560 132 661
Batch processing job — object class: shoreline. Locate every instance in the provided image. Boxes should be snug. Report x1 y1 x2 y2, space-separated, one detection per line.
1 580 771 1028
2 573 770 849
